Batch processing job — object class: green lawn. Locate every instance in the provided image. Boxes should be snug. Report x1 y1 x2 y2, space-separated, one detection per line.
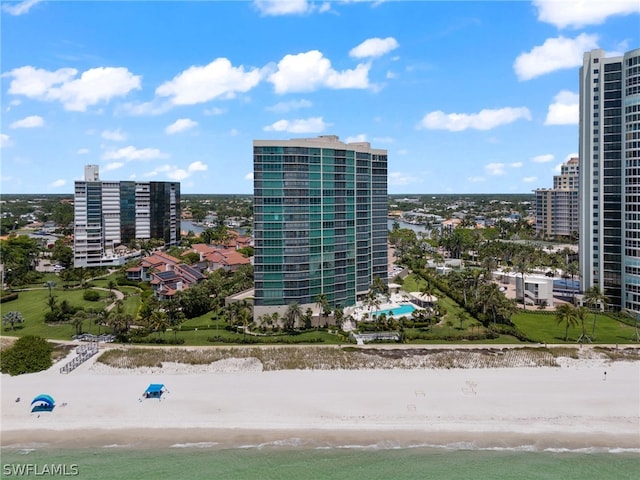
0 286 138 341
172 309 345 346
512 310 637 344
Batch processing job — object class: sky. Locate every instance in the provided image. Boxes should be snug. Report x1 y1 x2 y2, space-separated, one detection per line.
1 0 639 195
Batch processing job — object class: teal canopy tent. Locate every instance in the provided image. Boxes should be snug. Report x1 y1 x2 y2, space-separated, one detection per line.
143 384 167 400
31 394 55 413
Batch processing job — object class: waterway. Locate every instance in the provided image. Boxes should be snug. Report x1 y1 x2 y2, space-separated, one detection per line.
183 220 428 236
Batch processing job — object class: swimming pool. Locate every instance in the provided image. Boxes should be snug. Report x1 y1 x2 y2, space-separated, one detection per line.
373 304 416 317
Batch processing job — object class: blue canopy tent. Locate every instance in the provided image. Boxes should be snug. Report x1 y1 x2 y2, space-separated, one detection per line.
142 384 167 400
31 394 55 413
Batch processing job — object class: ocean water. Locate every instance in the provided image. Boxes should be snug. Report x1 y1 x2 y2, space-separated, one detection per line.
2 444 638 480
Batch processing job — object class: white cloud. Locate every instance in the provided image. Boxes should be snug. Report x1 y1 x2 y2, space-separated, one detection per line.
389 171 421 186
534 0 640 29
372 136 393 143
102 146 168 161
229 128 240 136
397 149 409 155
513 34 598 81
5 65 141 111
77 148 90 155
522 176 538 183
253 0 317 16
165 118 198 135
101 129 127 141
49 179 66 188
156 58 263 105
204 106 227 116
564 152 579 162
468 176 485 183
2 0 42 16
118 100 172 116
510 162 523 168
345 134 367 143
102 162 125 172
10 115 44 129
417 107 531 131
268 50 370 94
532 154 555 163
266 99 312 113
545 90 579 125
1 134 13 148
263 117 330 133
485 163 506 176
386 70 397 79
145 161 208 181
349 37 399 59
245 172 254 181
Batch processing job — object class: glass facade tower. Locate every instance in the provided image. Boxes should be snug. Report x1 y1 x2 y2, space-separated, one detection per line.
74 166 180 267
579 48 640 315
253 135 388 318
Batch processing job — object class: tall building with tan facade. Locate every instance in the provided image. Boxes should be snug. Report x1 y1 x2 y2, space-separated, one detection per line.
534 157 579 239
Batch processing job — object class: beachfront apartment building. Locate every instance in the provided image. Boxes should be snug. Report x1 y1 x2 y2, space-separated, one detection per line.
73 165 180 268
252 135 388 320
534 157 579 239
579 48 640 315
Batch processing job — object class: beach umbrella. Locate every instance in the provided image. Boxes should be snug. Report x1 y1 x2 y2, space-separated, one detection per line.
31 394 55 413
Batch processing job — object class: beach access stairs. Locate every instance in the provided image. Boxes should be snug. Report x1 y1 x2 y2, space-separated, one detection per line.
59 343 99 374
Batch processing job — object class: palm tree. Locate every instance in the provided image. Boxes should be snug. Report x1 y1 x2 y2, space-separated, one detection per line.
107 279 117 301
513 255 531 309
555 303 579 341
284 301 302 332
565 261 580 305
44 280 56 298
575 306 592 344
2 311 24 330
477 282 506 325
333 306 344 330
150 310 169 338
363 287 381 321
46 294 58 314
71 310 87 336
583 286 609 340
315 294 330 324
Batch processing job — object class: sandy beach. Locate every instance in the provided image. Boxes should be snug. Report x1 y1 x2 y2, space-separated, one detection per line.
1 345 639 451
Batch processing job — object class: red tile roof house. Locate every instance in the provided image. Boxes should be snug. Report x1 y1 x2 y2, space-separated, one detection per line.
126 251 206 300
183 243 252 273
203 248 251 272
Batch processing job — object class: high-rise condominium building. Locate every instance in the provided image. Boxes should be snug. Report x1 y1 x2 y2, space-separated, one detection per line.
579 48 640 314
534 157 579 239
74 165 180 267
253 135 388 319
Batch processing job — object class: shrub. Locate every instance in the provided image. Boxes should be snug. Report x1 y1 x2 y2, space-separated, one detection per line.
83 289 101 301
0 292 19 303
0 336 53 375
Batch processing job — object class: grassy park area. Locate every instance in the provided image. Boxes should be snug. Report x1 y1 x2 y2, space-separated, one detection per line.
1 272 638 346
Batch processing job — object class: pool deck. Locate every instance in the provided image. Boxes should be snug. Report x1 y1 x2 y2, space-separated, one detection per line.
347 292 419 323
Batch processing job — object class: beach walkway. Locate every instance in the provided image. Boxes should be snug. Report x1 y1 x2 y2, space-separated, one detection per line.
59 343 99 374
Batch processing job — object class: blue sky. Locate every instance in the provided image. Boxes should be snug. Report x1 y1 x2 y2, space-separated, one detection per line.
1 0 638 195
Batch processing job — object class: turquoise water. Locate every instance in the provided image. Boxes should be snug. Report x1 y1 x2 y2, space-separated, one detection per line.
2 446 638 480
375 304 416 316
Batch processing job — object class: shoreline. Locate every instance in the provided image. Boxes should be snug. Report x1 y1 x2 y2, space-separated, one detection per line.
2 428 639 452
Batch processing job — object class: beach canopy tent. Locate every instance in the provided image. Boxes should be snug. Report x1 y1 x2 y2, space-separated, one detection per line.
31 394 55 413
143 384 167 399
